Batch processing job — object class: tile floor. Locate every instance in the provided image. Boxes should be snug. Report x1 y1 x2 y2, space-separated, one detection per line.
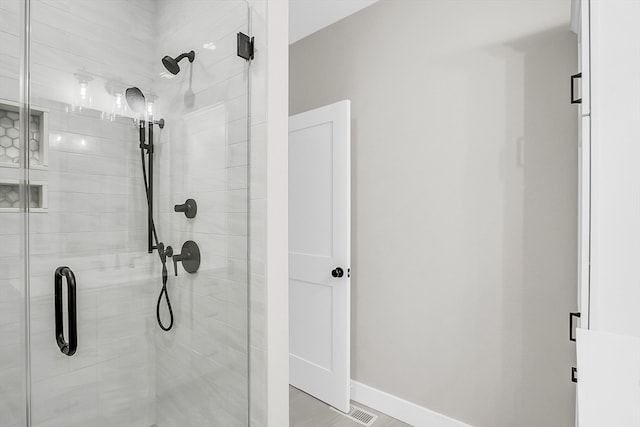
290 386 412 427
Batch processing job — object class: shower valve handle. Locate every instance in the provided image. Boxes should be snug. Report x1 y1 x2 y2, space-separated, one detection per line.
174 199 197 218
172 240 201 276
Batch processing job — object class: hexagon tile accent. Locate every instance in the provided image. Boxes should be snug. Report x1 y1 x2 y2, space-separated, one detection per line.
0 184 41 208
0 109 41 165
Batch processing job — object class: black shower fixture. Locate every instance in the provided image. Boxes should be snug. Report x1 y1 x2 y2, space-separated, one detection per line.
125 87 164 128
125 87 146 115
125 86 175 332
174 199 198 218
162 50 195 75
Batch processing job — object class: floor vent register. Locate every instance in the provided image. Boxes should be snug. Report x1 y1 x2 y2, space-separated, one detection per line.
330 404 379 426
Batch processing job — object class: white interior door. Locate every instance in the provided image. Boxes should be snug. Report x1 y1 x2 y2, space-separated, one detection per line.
288 100 351 413
576 1 640 426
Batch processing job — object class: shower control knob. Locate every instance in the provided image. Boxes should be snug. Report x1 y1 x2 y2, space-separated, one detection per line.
172 240 200 276
174 199 197 218
331 267 344 278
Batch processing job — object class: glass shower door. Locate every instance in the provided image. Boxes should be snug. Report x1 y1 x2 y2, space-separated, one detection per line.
22 1 251 426
0 1 28 426
26 2 159 425
153 1 252 425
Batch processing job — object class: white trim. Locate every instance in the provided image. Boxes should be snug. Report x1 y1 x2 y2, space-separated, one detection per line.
570 0 580 34
265 0 290 426
350 381 472 427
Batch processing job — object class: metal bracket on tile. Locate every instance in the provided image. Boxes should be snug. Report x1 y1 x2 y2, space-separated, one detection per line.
237 32 254 61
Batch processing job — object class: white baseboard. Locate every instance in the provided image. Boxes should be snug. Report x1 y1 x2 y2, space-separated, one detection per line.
350 381 472 427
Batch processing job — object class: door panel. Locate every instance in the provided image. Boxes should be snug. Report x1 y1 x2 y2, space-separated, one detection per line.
290 279 334 369
576 329 640 427
289 122 334 257
289 100 351 413
589 0 640 337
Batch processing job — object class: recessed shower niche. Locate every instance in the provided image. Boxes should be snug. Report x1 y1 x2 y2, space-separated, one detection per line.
0 180 48 212
0 99 49 169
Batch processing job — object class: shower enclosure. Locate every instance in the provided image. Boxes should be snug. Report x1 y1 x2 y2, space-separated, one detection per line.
0 1 252 426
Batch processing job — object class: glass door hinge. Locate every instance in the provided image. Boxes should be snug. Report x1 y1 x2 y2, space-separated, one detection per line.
237 32 254 61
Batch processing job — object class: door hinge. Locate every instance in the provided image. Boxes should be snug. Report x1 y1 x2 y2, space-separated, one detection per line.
571 367 578 383
237 32 254 61
571 72 582 104
569 312 581 342
347 268 351 278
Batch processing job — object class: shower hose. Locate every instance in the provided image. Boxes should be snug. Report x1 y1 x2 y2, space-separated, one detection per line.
140 149 174 331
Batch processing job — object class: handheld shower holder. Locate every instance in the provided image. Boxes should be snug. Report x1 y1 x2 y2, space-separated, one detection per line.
174 199 197 218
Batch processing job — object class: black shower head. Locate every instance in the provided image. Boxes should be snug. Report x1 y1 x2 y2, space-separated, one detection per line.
125 87 146 115
162 50 195 75
125 87 164 127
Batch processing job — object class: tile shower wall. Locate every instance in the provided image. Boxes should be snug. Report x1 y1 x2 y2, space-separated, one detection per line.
1 0 158 426
153 1 250 426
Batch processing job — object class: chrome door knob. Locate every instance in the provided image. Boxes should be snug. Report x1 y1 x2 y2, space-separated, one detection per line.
331 267 344 278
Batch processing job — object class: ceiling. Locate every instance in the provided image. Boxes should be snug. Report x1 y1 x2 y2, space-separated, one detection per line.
289 0 380 44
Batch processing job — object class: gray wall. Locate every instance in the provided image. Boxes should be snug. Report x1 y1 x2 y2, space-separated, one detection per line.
289 1 578 426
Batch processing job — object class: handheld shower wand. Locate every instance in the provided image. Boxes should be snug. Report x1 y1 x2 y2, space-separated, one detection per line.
125 87 174 331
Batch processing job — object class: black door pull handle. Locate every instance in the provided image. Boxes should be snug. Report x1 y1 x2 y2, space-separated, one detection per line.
54 266 77 356
331 267 344 278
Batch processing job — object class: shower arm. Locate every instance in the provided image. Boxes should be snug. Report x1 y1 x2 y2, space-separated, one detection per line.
174 52 192 63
